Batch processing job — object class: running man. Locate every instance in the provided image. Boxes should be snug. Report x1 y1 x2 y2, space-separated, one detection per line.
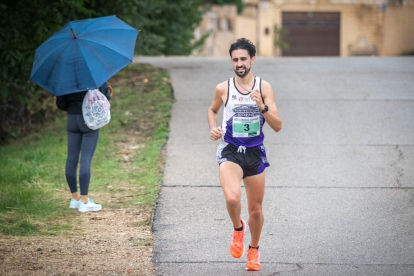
207 38 282 271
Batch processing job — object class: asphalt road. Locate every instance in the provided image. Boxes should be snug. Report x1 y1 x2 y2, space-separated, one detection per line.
135 56 414 276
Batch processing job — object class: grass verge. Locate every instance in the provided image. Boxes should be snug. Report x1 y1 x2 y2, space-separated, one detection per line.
0 64 173 236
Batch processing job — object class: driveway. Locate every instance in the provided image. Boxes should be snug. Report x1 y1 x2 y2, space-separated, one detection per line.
136 56 414 276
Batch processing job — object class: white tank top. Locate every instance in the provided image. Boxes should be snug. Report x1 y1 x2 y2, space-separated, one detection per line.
221 76 265 147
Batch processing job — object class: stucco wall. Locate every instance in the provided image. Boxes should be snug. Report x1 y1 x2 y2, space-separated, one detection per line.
235 17 258 47
382 6 414 56
273 4 382 56
195 2 414 57
258 2 276 56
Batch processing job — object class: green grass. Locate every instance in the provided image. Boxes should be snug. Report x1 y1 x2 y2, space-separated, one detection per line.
0 64 173 236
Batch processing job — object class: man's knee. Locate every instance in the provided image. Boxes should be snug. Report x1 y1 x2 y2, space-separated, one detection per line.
226 193 241 207
248 206 263 220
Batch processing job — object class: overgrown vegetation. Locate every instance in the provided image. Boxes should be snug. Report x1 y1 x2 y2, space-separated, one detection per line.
401 50 414 56
208 0 244 13
0 0 205 143
274 25 290 52
0 64 173 236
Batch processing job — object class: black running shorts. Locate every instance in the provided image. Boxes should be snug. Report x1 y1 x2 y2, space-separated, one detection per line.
216 142 270 179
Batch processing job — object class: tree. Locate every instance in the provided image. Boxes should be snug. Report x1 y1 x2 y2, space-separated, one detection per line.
88 0 206 55
206 0 244 14
0 0 94 142
0 0 205 143
274 25 290 54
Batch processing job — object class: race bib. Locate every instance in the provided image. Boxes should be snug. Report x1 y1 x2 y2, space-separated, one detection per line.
232 116 260 137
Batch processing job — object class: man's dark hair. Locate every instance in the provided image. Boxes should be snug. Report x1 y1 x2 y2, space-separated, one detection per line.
229 38 256 58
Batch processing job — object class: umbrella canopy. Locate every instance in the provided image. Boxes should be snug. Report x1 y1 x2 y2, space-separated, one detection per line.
30 15 139 96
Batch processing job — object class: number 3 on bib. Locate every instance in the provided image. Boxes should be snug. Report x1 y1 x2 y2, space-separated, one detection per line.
233 116 260 137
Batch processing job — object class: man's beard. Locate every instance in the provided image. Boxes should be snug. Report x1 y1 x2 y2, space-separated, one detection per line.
234 66 251 78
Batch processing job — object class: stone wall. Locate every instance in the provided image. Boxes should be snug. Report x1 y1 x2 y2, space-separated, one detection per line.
193 5 237 56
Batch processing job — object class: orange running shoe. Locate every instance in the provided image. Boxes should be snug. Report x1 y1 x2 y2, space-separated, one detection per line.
230 219 246 258
245 247 261 271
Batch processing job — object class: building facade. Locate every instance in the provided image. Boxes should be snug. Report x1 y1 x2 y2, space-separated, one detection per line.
194 0 414 56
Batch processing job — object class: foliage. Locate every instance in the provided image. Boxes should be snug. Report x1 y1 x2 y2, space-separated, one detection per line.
0 64 173 235
0 0 204 143
0 0 94 143
88 0 205 55
387 0 404 5
133 0 205 55
274 25 290 51
208 0 244 14
401 50 414 56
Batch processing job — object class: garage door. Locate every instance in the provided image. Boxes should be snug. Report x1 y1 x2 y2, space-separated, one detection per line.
282 12 340 56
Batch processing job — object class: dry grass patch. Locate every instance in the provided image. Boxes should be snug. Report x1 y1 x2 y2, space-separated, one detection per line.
0 64 173 275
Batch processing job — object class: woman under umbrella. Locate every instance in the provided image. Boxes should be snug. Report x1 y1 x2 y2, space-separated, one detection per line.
56 83 112 212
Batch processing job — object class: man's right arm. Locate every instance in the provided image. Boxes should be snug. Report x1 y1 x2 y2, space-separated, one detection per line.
208 82 226 141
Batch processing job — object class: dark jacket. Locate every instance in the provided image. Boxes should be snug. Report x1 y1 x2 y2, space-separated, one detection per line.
56 83 111 114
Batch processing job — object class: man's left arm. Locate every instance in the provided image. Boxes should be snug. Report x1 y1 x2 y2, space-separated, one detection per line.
250 81 282 132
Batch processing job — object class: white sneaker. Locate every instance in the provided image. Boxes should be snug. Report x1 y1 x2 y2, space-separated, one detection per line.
69 198 81 209
78 198 102 212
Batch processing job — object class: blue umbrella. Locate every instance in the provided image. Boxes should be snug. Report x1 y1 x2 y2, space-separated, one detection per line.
30 15 139 96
